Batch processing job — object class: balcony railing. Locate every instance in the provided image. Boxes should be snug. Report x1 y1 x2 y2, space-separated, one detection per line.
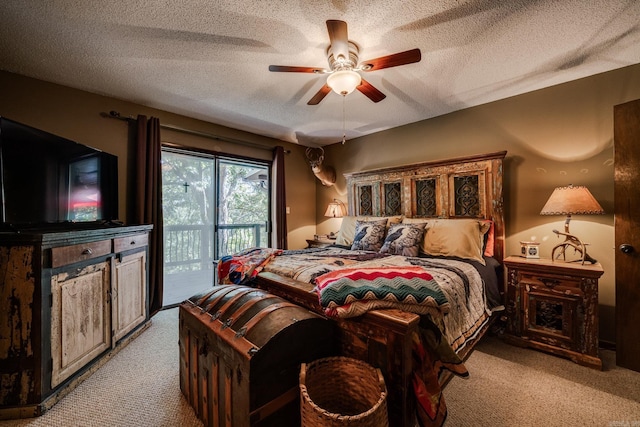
163 223 267 273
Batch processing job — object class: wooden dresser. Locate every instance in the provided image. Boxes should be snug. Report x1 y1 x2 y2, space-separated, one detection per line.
503 256 604 369
0 224 152 419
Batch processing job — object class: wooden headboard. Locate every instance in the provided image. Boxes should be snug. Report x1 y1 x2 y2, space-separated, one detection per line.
344 151 507 262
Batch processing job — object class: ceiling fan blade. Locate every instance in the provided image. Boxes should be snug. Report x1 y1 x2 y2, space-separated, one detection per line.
326 20 349 62
360 48 421 71
357 78 386 103
307 84 332 105
268 65 324 73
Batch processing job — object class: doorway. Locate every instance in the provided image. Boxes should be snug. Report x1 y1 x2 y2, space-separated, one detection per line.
161 149 271 306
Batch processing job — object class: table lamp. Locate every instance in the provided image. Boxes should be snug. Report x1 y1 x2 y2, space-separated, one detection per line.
540 184 604 264
324 199 346 238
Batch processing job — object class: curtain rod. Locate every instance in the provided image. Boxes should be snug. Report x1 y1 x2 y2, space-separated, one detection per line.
101 110 289 153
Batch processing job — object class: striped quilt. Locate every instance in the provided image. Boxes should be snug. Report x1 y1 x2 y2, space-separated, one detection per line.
314 266 450 318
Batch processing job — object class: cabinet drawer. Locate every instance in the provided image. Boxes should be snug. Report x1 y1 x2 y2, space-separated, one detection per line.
114 233 148 253
51 240 112 268
518 271 581 293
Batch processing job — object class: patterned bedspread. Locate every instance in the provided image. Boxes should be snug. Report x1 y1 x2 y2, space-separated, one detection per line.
262 247 491 352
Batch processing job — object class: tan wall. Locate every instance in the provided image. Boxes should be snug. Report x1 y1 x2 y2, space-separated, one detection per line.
3 63 640 343
0 71 316 250
316 63 640 344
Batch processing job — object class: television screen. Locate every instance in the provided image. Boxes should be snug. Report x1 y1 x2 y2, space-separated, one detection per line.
0 117 118 229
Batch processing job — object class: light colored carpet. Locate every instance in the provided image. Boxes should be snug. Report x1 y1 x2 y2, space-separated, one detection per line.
1 308 639 427
446 335 640 426
0 308 203 427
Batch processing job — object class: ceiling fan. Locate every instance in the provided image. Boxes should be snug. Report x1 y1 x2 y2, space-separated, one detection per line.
269 20 421 105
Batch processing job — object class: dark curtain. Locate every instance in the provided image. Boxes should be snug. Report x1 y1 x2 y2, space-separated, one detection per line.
273 146 288 249
135 115 164 315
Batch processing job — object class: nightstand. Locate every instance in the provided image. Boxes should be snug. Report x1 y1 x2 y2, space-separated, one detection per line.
503 256 604 370
306 238 335 248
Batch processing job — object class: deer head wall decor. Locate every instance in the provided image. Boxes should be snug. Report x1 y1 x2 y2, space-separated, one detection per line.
305 147 336 186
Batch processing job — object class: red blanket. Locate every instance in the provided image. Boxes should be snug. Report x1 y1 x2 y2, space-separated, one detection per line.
217 247 282 284
412 318 469 426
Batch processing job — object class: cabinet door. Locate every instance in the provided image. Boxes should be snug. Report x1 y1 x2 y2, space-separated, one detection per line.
112 250 147 344
520 272 582 351
522 285 580 348
51 261 111 388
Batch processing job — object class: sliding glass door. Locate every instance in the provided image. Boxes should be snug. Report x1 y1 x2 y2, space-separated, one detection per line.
216 159 270 258
161 149 270 306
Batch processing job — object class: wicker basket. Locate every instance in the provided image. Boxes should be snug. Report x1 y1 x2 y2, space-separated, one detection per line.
300 356 389 427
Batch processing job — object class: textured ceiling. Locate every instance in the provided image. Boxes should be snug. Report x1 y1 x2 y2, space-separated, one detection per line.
1 1 639 146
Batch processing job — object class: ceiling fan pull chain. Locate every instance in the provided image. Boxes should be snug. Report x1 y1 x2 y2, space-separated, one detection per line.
342 95 346 144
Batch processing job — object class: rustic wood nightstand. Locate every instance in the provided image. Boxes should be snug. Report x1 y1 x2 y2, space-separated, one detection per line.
503 256 604 369
306 238 335 248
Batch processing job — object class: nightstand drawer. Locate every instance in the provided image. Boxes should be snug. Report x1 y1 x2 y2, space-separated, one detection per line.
518 272 581 292
306 238 334 248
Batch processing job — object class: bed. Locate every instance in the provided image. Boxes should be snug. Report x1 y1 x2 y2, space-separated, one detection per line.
219 151 507 427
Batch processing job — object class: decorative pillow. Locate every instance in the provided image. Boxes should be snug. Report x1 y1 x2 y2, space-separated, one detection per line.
482 220 495 257
379 223 426 257
420 219 491 265
336 215 403 246
350 219 388 252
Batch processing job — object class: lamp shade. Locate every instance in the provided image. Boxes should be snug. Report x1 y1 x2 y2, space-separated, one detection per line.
540 185 604 215
326 70 362 95
324 199 346 218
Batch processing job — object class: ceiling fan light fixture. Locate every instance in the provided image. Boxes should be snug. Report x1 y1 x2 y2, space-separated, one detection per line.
268 20 421 105
327 69 361 95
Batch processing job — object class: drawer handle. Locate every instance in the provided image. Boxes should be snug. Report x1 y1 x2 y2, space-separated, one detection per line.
130 240 136 245
539 278 560 288
81 248 93 255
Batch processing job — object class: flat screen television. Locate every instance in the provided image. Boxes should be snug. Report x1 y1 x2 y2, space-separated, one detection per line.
0 117 119 230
